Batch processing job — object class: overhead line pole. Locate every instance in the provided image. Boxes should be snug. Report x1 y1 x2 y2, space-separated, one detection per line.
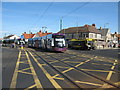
60 19 62 31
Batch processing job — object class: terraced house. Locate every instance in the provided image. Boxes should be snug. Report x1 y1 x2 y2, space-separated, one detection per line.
58 24 102 41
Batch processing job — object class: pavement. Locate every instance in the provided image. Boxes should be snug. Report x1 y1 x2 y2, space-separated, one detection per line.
96 46 119 50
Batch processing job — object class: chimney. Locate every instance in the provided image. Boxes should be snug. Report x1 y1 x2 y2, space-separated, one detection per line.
45 31 47 33
100 27 102 30
114 32 117 34
92 24 96 27
84 24 88 27
24 32 26 34
30 32 32 34
39 30 42 33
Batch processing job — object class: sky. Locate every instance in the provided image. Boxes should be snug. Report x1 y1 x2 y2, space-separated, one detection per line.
1 1 119 38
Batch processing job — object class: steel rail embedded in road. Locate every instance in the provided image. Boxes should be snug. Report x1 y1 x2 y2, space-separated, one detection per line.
28 49 120 89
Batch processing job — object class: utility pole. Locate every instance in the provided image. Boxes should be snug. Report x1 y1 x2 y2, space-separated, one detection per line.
29 30 31 38
76 18 79 39
42 26 47 33
60 19 62 31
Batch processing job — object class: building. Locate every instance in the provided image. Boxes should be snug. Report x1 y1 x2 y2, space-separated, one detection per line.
111 32 120 47
21 32 35 42
58 24 101 41
3 34 20 40
33 30 52 38
98 27 112 42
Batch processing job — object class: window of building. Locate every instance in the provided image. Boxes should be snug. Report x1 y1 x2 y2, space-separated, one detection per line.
95 34 97 38
83 33 89 37
90 34 93 38
86 34 89 37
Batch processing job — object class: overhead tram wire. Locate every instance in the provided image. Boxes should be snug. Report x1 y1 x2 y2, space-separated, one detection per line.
27 0 55 33
33 0 55 26
45 1 91 28
61 2 90 19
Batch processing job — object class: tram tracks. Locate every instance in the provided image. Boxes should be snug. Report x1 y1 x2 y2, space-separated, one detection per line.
27 49 120 89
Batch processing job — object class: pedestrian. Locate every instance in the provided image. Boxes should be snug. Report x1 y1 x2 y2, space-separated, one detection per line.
102 44 104 49
11 43 14 48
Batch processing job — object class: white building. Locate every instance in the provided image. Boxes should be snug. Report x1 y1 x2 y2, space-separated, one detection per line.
4 34 20 40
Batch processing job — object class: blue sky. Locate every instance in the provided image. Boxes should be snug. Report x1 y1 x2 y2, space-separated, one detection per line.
1 2 118 38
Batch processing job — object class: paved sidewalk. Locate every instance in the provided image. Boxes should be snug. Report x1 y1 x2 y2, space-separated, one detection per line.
96 46 119 50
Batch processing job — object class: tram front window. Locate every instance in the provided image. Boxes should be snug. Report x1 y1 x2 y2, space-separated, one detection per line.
55 38 65 48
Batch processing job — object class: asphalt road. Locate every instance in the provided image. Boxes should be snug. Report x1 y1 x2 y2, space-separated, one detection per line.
69 48 119 59
2 47 19 88
2 47 119 89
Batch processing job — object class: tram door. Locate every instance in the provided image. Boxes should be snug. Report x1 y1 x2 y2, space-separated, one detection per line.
35 40 39 48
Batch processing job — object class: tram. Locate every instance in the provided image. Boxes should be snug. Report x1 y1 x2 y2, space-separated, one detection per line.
28 33 67 52
68 38 96 50
2 39 26 47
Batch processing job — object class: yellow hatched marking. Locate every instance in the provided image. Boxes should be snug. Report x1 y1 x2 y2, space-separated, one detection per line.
19 67 31 71
81 69 115 73
106 60 117 80
62 68 74 73
20 57 26 58
48 60 55 62
52 59 90 78
92 63 112 66
75 81 102 86
25 50 43 88
64 61 82 63
115 82 120 86
49 56 77 64
41 64 47 66
10 50 21 88
75 60 90 67
24 84 37 90
28 50 62 89
17 70 32 75
102 60 117 88
53 77 64 80
19 61 28 64
53 66 70 68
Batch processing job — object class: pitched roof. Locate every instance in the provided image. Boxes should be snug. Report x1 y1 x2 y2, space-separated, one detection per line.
115 34 120 38
98 28 110 36
59 25 100 34
37 32 52 37
22 33 35 39
4 35 14 39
